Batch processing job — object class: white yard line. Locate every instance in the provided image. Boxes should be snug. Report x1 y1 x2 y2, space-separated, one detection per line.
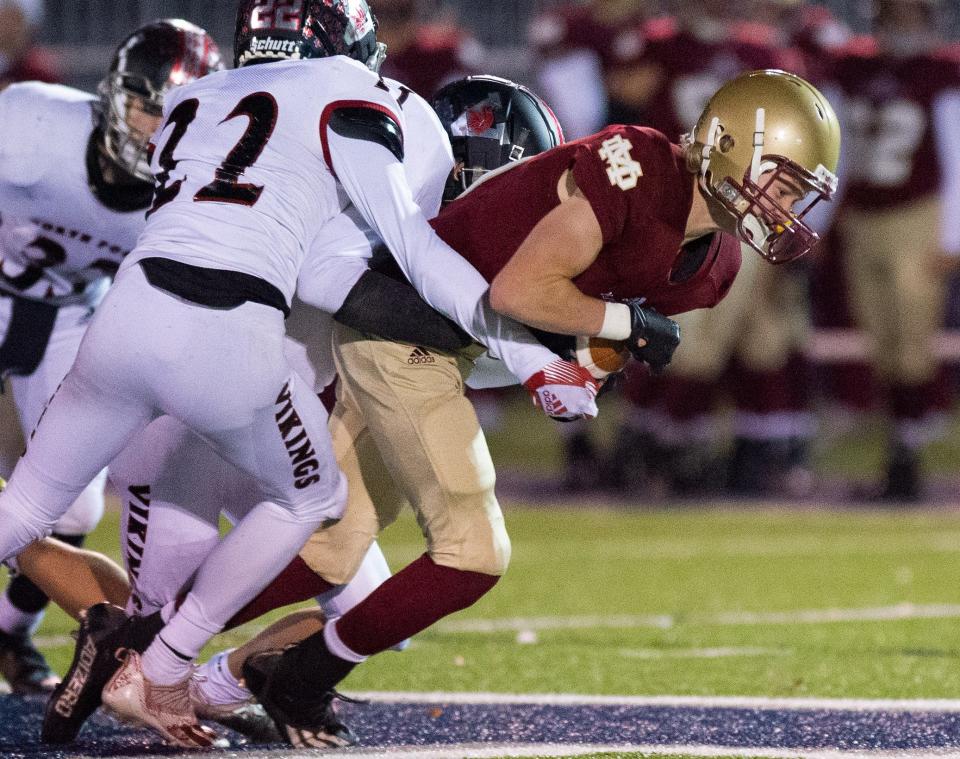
436 602 960 633
618 646 789 659
347 690 960 713
126 745 960 759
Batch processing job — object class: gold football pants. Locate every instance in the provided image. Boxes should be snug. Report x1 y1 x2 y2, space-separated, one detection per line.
839 196 945 385
299 324 510 585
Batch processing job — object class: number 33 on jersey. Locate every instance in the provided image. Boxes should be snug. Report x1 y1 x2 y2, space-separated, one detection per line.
129 56 408 305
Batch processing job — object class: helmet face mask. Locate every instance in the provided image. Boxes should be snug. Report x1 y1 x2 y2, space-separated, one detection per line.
431 75 564 203
691 69 840 264
97 19 223 182
97 74 166 183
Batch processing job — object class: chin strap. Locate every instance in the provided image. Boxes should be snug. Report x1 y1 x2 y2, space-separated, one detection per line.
697 116 721 196
750 107 766 183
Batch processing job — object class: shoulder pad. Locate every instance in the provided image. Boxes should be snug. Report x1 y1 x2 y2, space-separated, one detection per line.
328 105 404 162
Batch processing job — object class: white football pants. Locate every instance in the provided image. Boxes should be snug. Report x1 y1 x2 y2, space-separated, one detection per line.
0 263 346 641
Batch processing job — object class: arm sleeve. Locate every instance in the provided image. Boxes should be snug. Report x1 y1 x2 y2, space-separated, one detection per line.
323 114 559 383
932 89 960 256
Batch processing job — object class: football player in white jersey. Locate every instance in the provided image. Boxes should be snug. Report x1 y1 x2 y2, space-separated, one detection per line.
34 73 449 747
0 0 598 747
0 19 222 694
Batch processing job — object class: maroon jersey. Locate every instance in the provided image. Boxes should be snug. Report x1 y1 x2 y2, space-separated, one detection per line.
378 25 479 100
835 40 960 208
0 47 60 90
630 25 785 141
431 125 741 317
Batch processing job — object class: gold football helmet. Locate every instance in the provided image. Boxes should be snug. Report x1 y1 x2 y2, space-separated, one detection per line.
688 69 840 263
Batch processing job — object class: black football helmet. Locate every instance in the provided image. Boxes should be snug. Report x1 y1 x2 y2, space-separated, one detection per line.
430 75 564 203
97 19 223 182
234 0 386 71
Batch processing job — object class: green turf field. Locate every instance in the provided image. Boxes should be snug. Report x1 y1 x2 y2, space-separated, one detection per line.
15 503 960 701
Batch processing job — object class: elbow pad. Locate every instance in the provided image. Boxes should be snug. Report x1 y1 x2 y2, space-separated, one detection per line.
334 269 472 352
328 107 404 162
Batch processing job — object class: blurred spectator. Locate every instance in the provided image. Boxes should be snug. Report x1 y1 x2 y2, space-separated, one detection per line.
527 0 658 139
605 0 815 498
0 0 58 89
377 0 484 99
831 0 960 500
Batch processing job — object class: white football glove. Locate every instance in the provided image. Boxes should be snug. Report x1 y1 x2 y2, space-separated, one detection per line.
523 359 600 422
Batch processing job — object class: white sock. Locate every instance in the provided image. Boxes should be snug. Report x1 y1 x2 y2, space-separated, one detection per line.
195 649 251 706
0 593 43 637
141 634 194 685
323 619 368 664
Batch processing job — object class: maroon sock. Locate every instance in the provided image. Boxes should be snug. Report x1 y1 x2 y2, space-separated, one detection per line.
225 556 335 629
335 553 499 656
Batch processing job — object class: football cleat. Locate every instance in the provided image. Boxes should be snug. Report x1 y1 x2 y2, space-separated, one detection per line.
42 603 163 744
0 628 59 695
102 650 220 748
241 650 358 748
188 675 282 743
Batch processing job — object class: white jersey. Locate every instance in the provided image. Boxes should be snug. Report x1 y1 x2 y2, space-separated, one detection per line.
0 82 147 307
290 78 452 389
126 56 403 303
297 78 452 313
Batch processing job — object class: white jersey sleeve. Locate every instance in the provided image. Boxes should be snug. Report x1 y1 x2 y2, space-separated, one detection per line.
321 93 558 383
297 80 452 314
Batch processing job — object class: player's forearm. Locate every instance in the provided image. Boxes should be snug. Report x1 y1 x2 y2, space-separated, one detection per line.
490 271 606 336
327 134 561 380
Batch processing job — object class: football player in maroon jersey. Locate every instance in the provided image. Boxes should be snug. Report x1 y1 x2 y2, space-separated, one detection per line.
602 0 814 497
832 0 960 499
235 69 840 744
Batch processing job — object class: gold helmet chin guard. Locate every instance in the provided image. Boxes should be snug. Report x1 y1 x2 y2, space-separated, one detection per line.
689 69 841 264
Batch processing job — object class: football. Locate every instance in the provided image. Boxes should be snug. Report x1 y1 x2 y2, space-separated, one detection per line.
574 336 631 380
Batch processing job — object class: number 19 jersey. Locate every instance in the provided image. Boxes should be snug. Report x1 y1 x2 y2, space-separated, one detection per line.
126 56 406 304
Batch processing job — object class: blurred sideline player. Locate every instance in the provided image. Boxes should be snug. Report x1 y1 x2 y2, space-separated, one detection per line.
237 69 840 744
610 0 824 497
830 0 960 499
527 0 660 140
0 0 59 90
0 0 600 746
376 0 483 98
0 20 221 694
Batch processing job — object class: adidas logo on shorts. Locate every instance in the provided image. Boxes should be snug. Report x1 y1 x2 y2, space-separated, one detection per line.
407 347 435 365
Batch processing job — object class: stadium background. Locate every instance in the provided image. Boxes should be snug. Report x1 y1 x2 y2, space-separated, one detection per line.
38 0 960 89
3 2 960 756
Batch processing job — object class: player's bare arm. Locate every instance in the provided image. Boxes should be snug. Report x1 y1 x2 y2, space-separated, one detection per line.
489 173 606 336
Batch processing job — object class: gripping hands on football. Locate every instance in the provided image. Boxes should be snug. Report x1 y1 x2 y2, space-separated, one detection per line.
626 300 680 375
524 359 601 422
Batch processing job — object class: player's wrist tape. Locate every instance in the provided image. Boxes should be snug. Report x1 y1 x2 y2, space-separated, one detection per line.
597 302 632 340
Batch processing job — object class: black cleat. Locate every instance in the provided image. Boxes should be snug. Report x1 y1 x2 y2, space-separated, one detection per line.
241 650 358 748
0 628 59 695
41 603 163 744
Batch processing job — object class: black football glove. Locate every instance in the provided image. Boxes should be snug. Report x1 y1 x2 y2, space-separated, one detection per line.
625 299 680 375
